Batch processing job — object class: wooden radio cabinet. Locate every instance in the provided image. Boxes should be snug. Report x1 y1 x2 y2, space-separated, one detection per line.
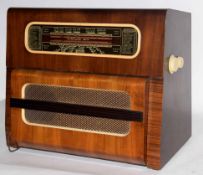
6 8 191 170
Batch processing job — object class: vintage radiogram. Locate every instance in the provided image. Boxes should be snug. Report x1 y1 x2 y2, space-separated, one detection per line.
6 8 191 169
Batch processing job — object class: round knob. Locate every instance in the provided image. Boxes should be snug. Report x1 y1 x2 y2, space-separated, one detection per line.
169 55 184 74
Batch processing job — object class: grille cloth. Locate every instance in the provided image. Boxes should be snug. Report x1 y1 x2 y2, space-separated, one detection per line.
23 84 131 136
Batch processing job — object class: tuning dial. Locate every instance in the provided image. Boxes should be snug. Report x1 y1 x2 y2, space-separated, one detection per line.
168 55 184 74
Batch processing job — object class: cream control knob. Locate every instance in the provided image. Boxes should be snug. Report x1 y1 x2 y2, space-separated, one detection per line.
169 55 184 74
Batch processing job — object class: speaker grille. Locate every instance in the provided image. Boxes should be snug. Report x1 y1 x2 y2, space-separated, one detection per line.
22 84 131 136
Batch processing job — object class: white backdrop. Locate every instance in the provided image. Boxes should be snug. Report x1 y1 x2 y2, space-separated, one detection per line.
0 1 202 175
0 0 201 114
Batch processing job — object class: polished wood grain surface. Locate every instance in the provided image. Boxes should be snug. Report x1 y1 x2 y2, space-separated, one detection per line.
146 80 163 169
6 9 191 170
5 69 17 147
7 69 148 165
7 9 166 78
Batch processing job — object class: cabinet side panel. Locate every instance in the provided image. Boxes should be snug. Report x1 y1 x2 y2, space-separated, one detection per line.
161 10 191 167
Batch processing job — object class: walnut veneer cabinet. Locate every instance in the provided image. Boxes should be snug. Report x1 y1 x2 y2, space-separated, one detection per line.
6 8 191 170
